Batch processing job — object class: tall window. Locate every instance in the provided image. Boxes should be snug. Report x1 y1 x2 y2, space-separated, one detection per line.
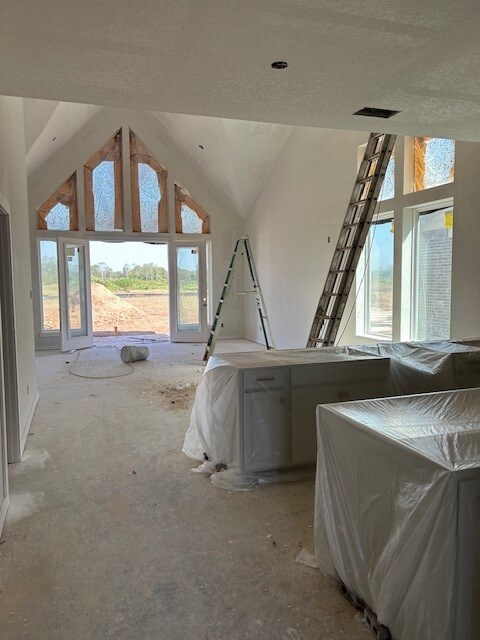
414 137 455 191
362 216 394 339
175 183 210 234
130 130 168 233
84 130 123 231
37 174 78 231
39 240 60 331
413 206 453 340
357 216 394 340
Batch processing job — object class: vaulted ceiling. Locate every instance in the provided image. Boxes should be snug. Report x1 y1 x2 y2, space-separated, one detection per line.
24 100 293 217
3 0 480 141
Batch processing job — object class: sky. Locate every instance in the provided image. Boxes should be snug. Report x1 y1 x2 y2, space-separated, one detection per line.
90 241 169 270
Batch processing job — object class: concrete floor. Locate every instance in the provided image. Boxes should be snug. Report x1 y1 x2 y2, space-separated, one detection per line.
0 339 370 640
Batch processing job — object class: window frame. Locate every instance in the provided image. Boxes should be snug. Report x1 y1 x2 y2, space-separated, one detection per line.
354 136 455 343
37 238 61 335
356 212 394 341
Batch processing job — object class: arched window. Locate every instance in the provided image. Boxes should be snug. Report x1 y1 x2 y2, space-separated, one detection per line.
84 129 123 231
174 183 210 234
37 173 78 231
129 130 168 233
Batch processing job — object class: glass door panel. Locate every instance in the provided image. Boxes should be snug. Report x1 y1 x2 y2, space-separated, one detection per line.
58 239 93 351
176 246 200 332
170 243 208 342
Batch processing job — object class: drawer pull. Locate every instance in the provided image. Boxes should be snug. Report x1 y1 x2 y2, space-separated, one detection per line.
255 377 275 382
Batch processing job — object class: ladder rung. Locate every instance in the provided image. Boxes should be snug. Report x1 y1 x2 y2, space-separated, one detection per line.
350 198 368 207
342 222 360 229
229 290 258 295
364 151 382 161
357 175 373 185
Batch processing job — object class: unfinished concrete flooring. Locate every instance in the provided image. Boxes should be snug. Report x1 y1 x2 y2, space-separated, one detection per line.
0 339 369 640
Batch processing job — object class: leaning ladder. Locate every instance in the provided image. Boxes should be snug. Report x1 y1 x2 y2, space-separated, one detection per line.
306 132 396 348
203 236 275 361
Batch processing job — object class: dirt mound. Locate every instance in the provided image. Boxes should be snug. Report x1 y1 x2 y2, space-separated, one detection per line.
91 282 148 329
70 282 148 331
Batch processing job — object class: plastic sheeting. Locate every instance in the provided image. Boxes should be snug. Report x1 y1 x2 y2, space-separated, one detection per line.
182 347 384 467
353 340 480 395
183 341 480 473
315 387 480 640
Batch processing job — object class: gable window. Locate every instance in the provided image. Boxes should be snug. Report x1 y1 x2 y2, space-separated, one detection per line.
413 205 453 340
413 137 455 191
84 130 123 232
37 174 78 231
130 130 168 233
175 183 210 234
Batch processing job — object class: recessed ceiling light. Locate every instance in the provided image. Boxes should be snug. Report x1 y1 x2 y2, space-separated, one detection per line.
353 107 400 119
271 61 288 70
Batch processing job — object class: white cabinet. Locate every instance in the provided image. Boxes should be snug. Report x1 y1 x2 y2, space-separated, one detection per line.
243 390 289 472
291 361 390 467
239 358 390 473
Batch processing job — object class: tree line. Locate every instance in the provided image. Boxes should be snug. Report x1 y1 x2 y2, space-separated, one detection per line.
41 257 198 293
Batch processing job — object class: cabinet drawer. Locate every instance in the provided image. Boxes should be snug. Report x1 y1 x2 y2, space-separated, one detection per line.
291 359 389 387
243 368 286 391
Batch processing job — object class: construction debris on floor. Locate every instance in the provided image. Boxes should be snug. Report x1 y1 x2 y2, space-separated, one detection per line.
1 340 370 640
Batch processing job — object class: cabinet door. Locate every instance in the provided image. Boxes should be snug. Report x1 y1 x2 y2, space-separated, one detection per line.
243 390 288 472
291 386 341 466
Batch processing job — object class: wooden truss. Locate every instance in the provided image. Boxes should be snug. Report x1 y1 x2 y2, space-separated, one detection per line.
174 183 211 234
37 173 78 231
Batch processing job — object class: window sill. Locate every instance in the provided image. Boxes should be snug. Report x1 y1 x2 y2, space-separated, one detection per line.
355 333 393 343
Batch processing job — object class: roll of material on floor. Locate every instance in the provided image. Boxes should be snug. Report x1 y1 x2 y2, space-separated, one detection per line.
120 345 149 364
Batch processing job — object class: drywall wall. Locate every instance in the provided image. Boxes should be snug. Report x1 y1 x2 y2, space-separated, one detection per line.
0 96 38 460
245 126 367 348
28 107 245 346
450 141 480 338
246 130 480 348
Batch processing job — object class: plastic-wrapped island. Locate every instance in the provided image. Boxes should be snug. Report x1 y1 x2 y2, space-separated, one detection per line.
315 386 480 640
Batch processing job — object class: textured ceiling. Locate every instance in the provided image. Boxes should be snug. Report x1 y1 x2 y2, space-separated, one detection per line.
152 113 293 216
2 1 480 141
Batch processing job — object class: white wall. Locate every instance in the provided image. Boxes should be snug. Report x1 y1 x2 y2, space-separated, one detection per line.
29 108 245 346
450 141 480 338
245 126 367 348
245 128 480 348
0 96 38 458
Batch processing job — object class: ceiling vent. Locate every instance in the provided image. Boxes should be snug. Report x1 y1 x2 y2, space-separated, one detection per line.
353 107 399 119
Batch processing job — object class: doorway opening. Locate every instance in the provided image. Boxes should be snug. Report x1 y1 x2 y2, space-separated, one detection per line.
89 241 170 338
